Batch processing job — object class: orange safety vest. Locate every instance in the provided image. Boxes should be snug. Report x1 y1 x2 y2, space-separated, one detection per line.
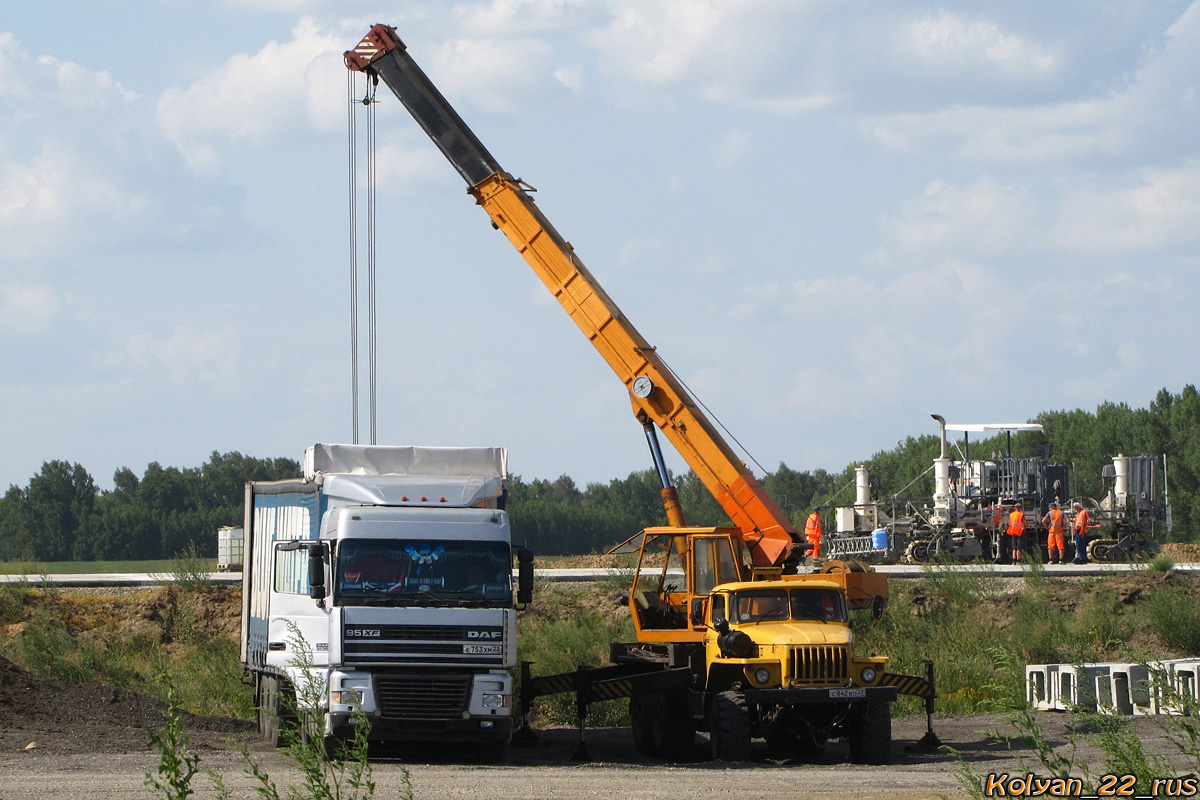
804 512 822 542
1044 508 1064 534
804 512 822 557
1073 508 1090 534
1007 509 1026 536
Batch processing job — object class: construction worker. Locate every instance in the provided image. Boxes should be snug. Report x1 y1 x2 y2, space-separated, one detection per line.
1007 503 1027 562
804 507 823 560
1042 501 1066 564
1071 501 1090 564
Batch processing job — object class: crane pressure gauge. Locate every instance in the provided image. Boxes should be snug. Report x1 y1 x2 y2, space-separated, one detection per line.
631 376 654 399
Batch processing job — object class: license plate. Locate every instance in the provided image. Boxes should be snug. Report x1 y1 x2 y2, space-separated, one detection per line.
463 644 503 655
829 688 866 699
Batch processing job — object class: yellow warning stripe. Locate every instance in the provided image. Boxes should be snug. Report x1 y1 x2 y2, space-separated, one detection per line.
879 672 933 699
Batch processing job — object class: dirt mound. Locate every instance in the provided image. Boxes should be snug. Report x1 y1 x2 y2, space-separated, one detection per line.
1160 542 1200 562
0 655 252 756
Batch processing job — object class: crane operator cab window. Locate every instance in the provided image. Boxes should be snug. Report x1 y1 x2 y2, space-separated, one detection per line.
692 536 742 596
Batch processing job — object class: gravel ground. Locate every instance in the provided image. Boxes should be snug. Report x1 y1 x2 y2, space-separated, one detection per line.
2 711 1197 800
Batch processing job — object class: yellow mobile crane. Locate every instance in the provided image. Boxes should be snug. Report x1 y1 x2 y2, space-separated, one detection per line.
346 25 933 763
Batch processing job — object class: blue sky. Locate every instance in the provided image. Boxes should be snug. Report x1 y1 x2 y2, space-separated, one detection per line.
2 1 1198 492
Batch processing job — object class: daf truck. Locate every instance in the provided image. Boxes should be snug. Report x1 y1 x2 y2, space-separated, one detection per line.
240 443 533 761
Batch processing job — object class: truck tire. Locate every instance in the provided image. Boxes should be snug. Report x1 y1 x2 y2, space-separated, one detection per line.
631 692 697 760
847 700 891 765
709 690 751 762
629 694 659 756
258 675 281 747
655 691 696 761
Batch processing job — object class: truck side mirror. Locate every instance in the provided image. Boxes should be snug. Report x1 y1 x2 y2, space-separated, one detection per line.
516 547 534 605
308 546 327 602
690 596 707 627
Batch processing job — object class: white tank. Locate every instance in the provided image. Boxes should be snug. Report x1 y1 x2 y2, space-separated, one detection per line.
933 457 952 522
855 466 872 506
1112 454 1129 505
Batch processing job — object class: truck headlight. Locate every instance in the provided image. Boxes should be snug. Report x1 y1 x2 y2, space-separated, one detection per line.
333 690 362 705
860 667 877 684
482 693 506 709
754 668 771 685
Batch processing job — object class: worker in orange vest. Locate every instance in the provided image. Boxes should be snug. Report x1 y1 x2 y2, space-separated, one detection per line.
1071 501 1090 564
1041 501 1066 564
1006 503 1027 562
804 507 823 560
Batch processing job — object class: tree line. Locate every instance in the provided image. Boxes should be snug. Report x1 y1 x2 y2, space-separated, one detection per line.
2 385 1197 561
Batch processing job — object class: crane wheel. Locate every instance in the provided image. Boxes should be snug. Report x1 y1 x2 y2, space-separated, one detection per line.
819 559 866 574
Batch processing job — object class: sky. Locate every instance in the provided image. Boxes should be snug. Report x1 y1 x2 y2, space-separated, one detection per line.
2 1 1198 493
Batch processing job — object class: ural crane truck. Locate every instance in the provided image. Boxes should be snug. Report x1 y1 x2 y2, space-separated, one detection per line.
345 26 930 763
240 444 534 760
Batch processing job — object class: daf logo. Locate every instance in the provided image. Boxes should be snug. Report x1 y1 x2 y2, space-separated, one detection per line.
467 630 503 639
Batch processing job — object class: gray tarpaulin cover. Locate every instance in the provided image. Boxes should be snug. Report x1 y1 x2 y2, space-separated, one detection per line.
303 443 507 482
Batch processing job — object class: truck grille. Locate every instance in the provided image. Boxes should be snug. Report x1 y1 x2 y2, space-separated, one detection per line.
374 673 471 719
343 623 504 666
790 645 848 684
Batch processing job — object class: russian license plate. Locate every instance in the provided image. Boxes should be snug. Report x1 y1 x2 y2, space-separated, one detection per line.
829 688 866 699
463 644 503 655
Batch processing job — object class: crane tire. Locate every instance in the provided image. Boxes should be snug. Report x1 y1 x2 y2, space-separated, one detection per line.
847 700 892 765
709 690 752 762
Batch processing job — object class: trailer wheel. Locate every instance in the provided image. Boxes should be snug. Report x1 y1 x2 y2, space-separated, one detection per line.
847 700 891 765
709 690 751 762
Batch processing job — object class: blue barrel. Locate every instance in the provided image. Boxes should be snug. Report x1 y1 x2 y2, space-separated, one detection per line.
871 529 889 550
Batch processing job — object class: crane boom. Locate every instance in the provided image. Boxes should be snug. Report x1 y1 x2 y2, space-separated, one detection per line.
346 25 801 566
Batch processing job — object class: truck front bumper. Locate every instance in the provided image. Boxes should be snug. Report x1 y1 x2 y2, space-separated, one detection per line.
743 685 899 705
328 712 512 743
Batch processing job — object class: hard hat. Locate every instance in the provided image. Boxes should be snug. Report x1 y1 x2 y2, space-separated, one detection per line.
1072 501 1082 509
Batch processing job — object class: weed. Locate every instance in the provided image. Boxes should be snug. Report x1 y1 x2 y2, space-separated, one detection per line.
1148 583 1200 654
1149 553 1175 573
145 693 201 800
919 563 998 606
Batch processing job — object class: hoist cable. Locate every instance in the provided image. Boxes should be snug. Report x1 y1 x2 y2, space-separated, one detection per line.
346 69 360 444
366 78 378 445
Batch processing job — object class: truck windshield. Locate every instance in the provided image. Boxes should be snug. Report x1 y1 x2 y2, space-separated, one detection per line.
335 539 511 607
729 588 848 624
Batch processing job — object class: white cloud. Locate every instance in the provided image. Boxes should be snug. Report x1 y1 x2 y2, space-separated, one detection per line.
553 64 583 93
37 55 138 108
0 144 147 259
156 18 347 170
901 11 1058 77
0 32 29 97
427 37 553 113
1050 160 1200 252
860 4 1199 165
0 284 58 333
713 130 750 170
125 324 240 385
883 177 1040 259
455 0 587 33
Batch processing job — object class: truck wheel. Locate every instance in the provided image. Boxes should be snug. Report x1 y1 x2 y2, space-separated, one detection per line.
629 694 660 756
709 690 751 762
258 675 281 747
847 700 891 765
655 691 696 761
